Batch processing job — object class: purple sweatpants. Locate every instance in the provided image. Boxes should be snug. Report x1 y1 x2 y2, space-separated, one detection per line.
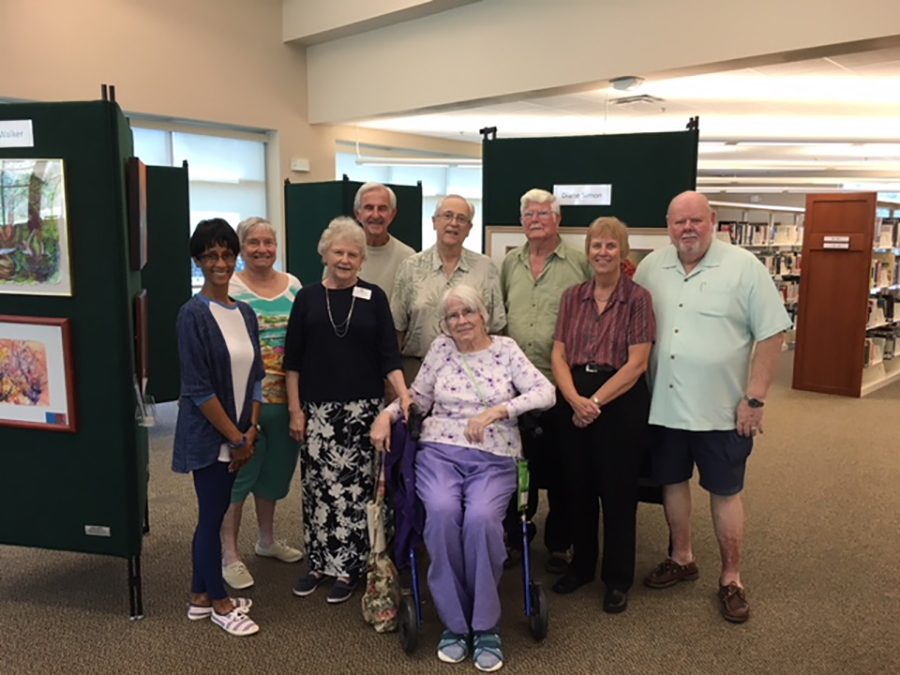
416 442 517 634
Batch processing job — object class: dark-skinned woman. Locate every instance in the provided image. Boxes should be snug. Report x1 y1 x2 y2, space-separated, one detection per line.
173 218 265 636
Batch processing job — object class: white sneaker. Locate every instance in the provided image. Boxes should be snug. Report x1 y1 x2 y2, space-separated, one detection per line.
210 607 259 636
255 540 303 563
188 596 252 621
222 561 254 589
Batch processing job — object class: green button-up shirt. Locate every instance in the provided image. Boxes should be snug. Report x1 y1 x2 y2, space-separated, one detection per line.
391 245 506 358
501 239 591 383
634 240 792 430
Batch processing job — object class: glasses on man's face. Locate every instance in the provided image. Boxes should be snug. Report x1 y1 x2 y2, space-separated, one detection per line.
437 211 471 226
446 307 478 324
522 210 555 220
199 251 237 265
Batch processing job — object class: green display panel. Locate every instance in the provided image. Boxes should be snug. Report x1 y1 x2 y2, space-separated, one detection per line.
0 101 146 558
482 130 698 229
284 178 423 285
143 165 191 403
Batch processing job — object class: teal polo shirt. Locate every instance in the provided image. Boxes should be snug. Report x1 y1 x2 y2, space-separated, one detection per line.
634 240 792 431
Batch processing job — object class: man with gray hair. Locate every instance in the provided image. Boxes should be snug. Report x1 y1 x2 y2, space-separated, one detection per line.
391 194 506 383
352 182 415 298
500 187 591 573
634 190 791 623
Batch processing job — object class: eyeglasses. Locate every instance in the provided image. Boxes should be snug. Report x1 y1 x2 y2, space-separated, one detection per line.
198 252 237 264
523 210 555 220
445 307 478 324
436 211 471 225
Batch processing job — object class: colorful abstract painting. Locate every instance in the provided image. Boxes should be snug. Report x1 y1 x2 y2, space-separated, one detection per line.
0 338 51 406
0 315 76 431
0 159 72 296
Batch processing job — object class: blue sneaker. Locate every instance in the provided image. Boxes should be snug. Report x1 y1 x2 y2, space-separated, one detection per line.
437 629 469 664
473 631 504 672
326 576 358 604
292 571 326 597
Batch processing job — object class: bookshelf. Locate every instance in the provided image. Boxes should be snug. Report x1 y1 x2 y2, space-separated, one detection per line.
792 193 900 397
862 214 900 395
712 201 804 348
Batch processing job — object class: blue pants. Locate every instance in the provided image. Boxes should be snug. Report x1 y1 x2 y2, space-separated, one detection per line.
191 460 235 600
416 443 517 634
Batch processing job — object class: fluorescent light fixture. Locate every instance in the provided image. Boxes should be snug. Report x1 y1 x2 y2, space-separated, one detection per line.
355 156 481 168
707 200 805 213
844 182 900 192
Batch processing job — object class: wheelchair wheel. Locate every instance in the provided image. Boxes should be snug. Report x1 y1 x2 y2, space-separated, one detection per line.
399 592 419 654
528 582 549 642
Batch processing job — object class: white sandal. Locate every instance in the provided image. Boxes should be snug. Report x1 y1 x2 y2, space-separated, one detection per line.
210 607 259 636
187 597 252 621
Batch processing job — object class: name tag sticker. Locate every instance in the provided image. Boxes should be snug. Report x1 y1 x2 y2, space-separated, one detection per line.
353 286 372 300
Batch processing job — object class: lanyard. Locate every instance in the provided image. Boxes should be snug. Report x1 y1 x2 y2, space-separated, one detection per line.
459 353 490 407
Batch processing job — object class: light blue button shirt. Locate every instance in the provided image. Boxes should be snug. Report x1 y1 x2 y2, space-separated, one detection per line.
634 240 792 431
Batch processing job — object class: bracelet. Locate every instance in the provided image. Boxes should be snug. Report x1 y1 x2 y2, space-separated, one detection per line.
591 396 602 407
227 434 248 449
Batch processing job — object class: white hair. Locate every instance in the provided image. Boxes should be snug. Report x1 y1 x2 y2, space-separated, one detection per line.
236 217 276 247
433 194 475 220
354 183 397 212
317 216 366 261
519 188 560 216
438 284 488 334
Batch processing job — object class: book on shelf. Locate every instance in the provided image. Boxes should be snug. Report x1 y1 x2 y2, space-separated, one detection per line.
864 337 885 367
720 221 803 247
874 217 899 249
775 279 800 306
759 251 801 276
870 253 897 290
867 327 897 360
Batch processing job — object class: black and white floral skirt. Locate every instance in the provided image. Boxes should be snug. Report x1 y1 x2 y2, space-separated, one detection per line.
302 397 382 579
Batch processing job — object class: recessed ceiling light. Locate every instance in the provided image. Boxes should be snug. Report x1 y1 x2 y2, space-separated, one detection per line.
609 76 644 91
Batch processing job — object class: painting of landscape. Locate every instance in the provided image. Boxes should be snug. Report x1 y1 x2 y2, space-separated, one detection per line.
0 159 72 296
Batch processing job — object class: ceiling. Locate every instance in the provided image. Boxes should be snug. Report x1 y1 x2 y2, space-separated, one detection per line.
353 46 900 198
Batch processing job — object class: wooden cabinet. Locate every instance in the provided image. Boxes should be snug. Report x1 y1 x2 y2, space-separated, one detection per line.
792 192 891 397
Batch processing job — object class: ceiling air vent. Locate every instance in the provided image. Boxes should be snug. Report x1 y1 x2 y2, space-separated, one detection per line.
611 94 665 105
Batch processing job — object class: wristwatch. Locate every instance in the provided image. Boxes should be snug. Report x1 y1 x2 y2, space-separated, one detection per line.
744 396 765 408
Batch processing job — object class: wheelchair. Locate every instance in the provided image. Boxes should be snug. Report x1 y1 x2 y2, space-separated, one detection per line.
388 412 549 654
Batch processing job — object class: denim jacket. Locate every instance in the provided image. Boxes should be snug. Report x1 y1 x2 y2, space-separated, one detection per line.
172 295 265 473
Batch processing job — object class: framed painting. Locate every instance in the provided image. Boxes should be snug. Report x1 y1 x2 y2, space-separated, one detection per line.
485 225 674 269
0 315 77 432
0 158 73 296
127 157 148 271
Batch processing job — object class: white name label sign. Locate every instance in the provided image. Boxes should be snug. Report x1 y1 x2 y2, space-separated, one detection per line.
0 120 34 148
553 184 612 206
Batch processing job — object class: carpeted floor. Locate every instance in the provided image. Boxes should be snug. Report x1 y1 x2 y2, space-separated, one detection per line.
1 355 898 674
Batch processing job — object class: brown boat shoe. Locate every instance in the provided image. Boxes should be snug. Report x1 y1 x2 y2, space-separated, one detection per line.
718 582 750 623
643 558 700 589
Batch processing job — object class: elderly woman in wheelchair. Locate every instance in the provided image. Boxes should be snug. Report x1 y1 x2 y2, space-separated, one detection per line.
371 284 554 672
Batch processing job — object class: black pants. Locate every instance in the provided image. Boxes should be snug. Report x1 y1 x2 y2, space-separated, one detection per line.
503 398 571 554
558 368 650 591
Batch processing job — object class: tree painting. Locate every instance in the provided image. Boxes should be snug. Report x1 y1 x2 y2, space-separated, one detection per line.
0 159 66 289
0 338 51 406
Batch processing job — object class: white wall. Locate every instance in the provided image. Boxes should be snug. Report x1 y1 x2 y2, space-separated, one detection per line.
305 0 900 123
0 0 480 187
283 0 481 43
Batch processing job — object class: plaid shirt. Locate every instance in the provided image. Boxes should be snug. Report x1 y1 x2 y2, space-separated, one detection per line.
553 275 656 369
